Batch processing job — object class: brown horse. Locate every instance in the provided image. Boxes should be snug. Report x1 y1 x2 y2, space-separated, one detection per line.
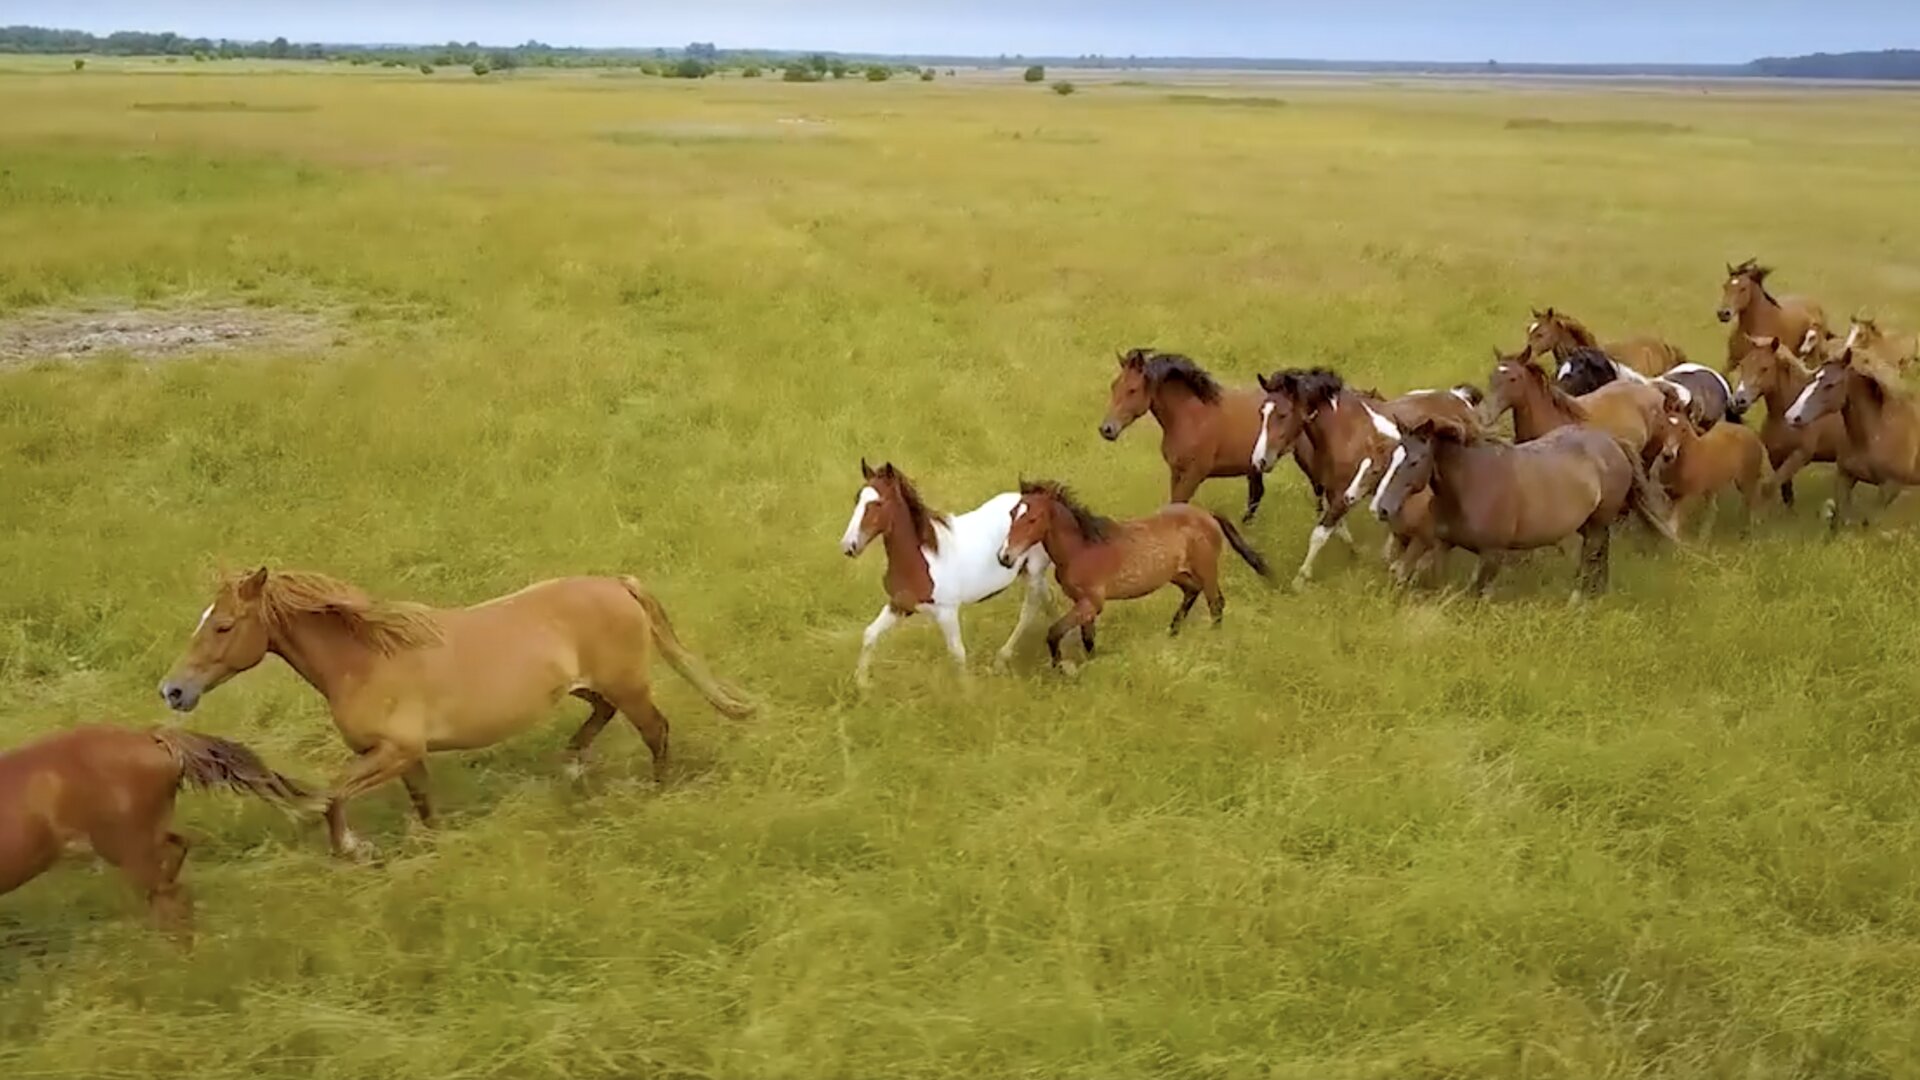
1650 405 1769 537
160 568 754 858
1786 348 1920 530
996 480 1270 668
1841 315 1919 372
1727 334 1898 513
1370 417 1678 598
1100 349 1273 522
1718 259 1827 370
1 725 316 931
1482 349 1668 460
1524 307 1685 378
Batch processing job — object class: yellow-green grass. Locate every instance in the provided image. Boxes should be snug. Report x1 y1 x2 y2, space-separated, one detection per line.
4 62 1920 1079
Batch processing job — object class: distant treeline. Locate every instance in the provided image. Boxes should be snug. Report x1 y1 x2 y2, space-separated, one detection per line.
5 25 1919 82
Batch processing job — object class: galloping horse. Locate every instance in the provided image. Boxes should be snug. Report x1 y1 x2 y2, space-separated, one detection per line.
1718 260 1827 370
1727 335 1895 512
840 460 1052 687
1482 349 1668 460
1556 348 1739 429
1650 403 1769 537
1523 308 1685 378
161 568 755 858
1786 348 1920 530
1840 315 1919 372
996 480 1270 668
1100 349 1274 522
1370 416 1678 598
1 725 315 931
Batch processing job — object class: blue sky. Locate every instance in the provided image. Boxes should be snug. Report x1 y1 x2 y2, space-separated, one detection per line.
18 2 1920 63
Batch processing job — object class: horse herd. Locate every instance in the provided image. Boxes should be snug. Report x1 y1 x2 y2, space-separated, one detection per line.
4 258 1916 934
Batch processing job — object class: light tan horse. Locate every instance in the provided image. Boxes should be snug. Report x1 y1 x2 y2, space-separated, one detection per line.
1839 315 1919 373
1718 259 1827 370
1727 335 1899 515
1785 348 1920 531
1650 402 1769 537
1482 349 1669 461
1524 307 1685 378
160 569 754 858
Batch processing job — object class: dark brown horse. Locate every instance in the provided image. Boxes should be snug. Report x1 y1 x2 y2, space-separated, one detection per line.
1786 348 1920 530
1 725 316 932
1718 260 1827 370
1371 417 1678 598
1101 349 1273 521
996 480 1270 668
1524 308 1686 378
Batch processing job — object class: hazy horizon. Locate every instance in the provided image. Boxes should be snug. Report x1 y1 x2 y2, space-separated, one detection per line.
12 2 1920 64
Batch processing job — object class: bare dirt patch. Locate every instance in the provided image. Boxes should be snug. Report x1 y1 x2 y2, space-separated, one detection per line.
0 304 339 365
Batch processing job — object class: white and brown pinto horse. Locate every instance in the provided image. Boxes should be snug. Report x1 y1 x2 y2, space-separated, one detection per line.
1555 347 1740 429
841 460 1052 688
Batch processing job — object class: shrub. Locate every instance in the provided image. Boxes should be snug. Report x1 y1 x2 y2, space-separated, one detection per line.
1024 64 1045 82
782 64 818 82
670 57 712 78
920 69 935 82
741 65 762 78
419 63 434 75
830 59 848 79
865 65 891 82
72 58 85 72
471 60 490 76
1053 81 1076 95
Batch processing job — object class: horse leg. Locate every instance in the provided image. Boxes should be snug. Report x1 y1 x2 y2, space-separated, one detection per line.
1169 464 1205 505
96 824 190 935
564 690 618 781
1168 573 1202 635
1292 502 1351 590
1242 473 1266 523
930 605 970 682
1080 619 1096 658
1471 553 1505 598
1577 524 1611 597
607 689 670 783
994 570 1051 672
1202 564 1227 625
1045 600 1097 669
853 605 902 690
323 741 423 860
400 762 434 828
1768 448 1813 507
1826 473 1858 533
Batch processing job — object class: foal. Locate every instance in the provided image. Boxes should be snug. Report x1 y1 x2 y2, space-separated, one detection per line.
840 460 1052 687
1100 348 1276 522
1650 405 1769 537
1483 349 1668 460
1718 260 1827 370
1 725 315 931
1786 348 1920 530
1524 307 1687 378
996 481 1271 668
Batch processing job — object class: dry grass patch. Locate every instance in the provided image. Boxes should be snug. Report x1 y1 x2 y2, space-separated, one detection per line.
0 302 340 365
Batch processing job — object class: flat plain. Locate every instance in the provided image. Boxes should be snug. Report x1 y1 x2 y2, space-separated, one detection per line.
3 55 1920 1079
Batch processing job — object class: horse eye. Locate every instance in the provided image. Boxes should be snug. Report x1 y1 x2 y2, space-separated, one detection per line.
215 622 234 635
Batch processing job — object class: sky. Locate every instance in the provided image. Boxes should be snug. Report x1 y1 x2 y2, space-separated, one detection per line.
16 2 1920 64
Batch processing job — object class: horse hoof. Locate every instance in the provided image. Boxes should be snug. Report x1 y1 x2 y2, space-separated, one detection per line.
562 761 588 783
1290 575 1311 593
991 654 1012 674
335 831 377 862
1820 500 1836 523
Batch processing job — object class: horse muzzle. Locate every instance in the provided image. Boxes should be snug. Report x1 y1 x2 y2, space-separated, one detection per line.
159 679 201 713
1098 422 1121 442
1716 309 1732 324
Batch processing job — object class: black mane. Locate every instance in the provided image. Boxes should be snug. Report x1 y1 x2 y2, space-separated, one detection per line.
1264 366 1345 409
1132 350 1223 404
1019 479 1114 543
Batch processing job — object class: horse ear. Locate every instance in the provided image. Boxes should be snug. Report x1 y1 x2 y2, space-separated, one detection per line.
1257 371 1278 392
860 458 876 480
238 566 268 600
1490 346 1505 363
1530 307 1543 319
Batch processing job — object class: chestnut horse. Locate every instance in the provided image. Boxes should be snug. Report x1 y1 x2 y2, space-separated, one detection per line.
1718 259 1827 370
996 480 1270 668
840 460 1052 688
1100 349 1274 522
1728 335 1898 513
1482 349 1668 460
1 725 316 931
1556 348 1740 429
1371 417 1678 598
1840 315 1919 372
1650 405 1768 537
1786 348 1920 530
1524 307 1685 378
160 568 754 858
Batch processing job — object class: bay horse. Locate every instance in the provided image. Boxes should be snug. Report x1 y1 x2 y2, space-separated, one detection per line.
1718 259 1827 370
840 459 1052 688
1650 404 1768 537
1524 307 1685 378
1556 347 1740 429
996 480 1270 669
1370 416 1679 598
1786 348 1920 530
1482 349 1669 461
160 568 755 859
1 725 316 932
1100 348 1274 522
1727 334 1898 513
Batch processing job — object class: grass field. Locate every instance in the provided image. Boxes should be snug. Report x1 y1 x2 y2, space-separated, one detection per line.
4 58 1920 1079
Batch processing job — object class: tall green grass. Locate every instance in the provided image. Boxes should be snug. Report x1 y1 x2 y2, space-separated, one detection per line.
3 65 1920 1078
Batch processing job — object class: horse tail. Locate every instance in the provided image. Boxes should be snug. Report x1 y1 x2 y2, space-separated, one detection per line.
1616 438 1682 545
151 728 323 815
1210 513 1274 581
620 577 756 719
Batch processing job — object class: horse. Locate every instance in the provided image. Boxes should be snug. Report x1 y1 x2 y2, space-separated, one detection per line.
1555 347 1739 429
1 725 316 932
160 568 755 859
1727 334 1897 514
995 480 1270 669
1523 307 1685 378
1100 348 1275 522
840 459 1052 688
1650 404 1769 538
1786 347 1920 531
1370 416 1678 598
1718 259 1827 370
1482 348 1669 461
1837 315 1919 372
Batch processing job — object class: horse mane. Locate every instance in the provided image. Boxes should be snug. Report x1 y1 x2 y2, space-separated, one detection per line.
1730 258 1780 305
1413 413 1486 445
1266 366 1345 410
1547 310 1599 348
890 470 948 552
1515 356 1591 420
239 570 444 654
1019 479 1114 543
1129 350 1223 403
1561 346 1616 386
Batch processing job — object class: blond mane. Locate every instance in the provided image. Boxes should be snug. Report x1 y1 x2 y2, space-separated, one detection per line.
234 569 444 654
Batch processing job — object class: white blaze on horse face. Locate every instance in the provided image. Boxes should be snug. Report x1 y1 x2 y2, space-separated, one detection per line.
1556 361 1573 380
1845 324 1866 350
195 604 213 632
1785 374 1826 424
1528 321 1540 335
1370 443 1410 517
1251 401 1275 470
841 486 880 554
